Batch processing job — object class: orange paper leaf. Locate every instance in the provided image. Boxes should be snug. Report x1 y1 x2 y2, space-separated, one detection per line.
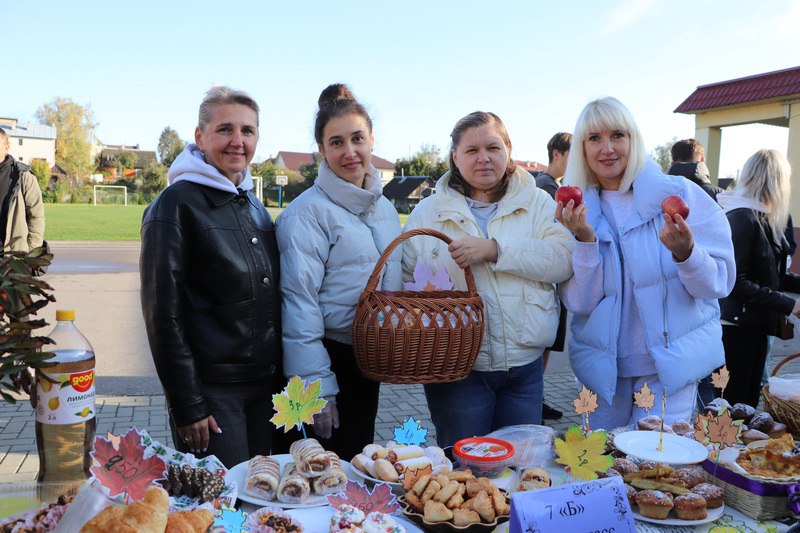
402 465 433 490
573 386 599 416
693 407 743 448
633 382 655 413
711 366 730 391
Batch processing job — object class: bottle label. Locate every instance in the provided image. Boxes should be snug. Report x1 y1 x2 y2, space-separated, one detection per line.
35 370 96 424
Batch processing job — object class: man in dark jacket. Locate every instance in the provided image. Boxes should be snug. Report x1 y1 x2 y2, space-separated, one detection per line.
667 139 723 200
534 132 572 420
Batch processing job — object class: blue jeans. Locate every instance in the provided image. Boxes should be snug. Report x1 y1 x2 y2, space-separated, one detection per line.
424 358 544 448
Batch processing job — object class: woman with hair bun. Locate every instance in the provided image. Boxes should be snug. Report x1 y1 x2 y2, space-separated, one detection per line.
275 84 401 458
556 96 735 429
718 149 800 407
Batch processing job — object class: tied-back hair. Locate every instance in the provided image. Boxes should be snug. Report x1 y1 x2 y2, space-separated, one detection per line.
314 83 372 145
198 86 260 130
563 97 648 193
736 149 792 242
447 111 516 203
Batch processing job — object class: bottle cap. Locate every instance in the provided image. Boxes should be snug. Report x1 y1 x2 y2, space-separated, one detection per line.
56 309 75 321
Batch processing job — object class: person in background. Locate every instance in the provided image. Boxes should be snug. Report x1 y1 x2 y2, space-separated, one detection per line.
556 97 735 429
140 86 282 468
717 149 800 408
534 132 573 420
402 111 574 447
0 128 45 254
667 138 723 200
275 84 401 460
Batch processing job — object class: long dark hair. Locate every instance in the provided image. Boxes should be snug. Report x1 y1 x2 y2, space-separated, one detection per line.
447 111 516 202
314 83 372 145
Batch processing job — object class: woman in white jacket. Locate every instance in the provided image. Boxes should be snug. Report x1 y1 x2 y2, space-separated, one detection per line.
275 84 401 459
402 111 574 447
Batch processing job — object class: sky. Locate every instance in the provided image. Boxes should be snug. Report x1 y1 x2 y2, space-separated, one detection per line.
5 0 799 180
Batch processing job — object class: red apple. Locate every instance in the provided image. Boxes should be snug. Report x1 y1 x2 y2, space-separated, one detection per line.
662 194 690 219
555 186 583 206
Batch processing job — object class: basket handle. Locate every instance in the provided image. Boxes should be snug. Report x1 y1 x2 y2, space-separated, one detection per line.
363 228 480 296
770 352 800 376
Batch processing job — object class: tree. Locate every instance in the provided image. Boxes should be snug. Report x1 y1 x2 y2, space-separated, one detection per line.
140 162 167 202
651 137 678 172
35 98 97 179
395 144 448 178
157 126 185 167
114 152 138 175
29 159 51 192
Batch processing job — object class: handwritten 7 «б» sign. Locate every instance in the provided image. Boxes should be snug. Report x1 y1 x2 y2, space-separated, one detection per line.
508 476 636 533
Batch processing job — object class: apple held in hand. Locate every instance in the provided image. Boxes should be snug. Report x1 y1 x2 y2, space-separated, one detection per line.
555 186 583 206
662 194 690 219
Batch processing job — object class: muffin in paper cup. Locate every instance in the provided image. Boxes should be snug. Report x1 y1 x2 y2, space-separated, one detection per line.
243 505 304 532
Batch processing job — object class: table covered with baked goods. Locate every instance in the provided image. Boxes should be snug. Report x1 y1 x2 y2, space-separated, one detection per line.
0 423 797 532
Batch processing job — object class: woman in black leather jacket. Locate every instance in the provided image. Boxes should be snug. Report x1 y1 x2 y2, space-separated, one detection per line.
718 149 800 408
140 86 281 467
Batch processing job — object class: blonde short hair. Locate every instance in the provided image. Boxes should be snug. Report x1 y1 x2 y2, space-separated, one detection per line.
564 97 648 193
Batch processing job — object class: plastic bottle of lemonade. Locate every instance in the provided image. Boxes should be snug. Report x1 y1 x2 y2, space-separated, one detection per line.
35 309 97 482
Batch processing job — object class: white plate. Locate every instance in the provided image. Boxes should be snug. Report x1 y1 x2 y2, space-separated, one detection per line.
349 458 453 490
634 503 724 526
228 454 355 509
284 507 424 533
614 431 709 464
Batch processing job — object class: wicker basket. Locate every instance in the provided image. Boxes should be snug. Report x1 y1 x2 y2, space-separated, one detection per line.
701 459 794 520
762 352 800 436
352 228 485 384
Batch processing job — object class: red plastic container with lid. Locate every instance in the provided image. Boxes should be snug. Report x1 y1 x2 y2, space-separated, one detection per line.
453 437 514 477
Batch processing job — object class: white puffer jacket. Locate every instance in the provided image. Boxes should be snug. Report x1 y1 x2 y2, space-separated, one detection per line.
402 168 574 371
276 161 402 397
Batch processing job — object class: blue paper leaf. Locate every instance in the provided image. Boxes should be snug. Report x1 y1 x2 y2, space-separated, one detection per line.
392 416 428 446
215 504 248 532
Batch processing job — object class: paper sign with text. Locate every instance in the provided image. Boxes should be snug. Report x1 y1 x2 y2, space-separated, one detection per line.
508 476 636 533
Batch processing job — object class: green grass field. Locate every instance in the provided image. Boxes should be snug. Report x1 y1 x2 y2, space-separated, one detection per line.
43 204 410 241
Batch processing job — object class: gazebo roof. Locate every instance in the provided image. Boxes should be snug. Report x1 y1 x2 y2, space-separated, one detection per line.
675 66 800 114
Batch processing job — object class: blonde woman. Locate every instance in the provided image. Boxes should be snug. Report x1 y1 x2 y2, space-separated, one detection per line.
556 97 735 429
718 149 800 407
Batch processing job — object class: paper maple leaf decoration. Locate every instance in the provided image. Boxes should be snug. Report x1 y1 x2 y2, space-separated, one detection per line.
90 427 167 501
711 366 730 394
404 263 454 291
402 465 433 490
271 376 327 432
327 481 400 515
693 407 743 448
215 503 248 532
573 386 599 416
392 416 428 446
633 382 656 414
554 425 614 481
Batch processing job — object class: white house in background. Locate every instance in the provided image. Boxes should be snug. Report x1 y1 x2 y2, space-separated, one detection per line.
0 118 57 166
272 150 396 185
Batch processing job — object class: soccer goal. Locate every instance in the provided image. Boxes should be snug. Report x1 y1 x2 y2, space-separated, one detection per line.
93 185 129 206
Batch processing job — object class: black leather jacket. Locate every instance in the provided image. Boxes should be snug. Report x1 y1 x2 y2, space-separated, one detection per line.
140 182 281 426
720 208 800 335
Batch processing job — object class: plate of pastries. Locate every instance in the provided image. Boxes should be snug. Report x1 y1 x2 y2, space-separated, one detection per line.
611 458 724 525
397 469 510 532
79 485 215 532
351 442 452 487
229 438 352 508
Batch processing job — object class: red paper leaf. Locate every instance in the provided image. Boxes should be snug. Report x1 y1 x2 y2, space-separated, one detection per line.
326 480 400 515
90 427 167 501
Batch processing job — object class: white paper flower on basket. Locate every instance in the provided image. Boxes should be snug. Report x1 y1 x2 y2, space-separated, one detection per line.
404 263 453 291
